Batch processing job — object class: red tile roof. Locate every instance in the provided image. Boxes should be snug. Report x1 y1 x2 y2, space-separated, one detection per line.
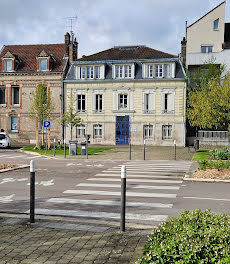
0 44 66 72
78 45 176 61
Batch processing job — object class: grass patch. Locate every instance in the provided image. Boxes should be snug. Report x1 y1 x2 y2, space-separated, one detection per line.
21 146 112 156
193 150 210 161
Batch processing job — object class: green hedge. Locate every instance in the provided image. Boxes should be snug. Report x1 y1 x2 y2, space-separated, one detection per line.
198 160 230 170
137 210 230 264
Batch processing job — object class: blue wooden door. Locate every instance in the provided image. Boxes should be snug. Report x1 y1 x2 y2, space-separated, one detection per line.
115 116 129 144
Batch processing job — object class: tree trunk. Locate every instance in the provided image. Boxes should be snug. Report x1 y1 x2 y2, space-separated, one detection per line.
70 124 73 140
35 117 39 149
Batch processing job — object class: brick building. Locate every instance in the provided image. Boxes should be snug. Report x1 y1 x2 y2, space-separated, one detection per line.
0 33 77 144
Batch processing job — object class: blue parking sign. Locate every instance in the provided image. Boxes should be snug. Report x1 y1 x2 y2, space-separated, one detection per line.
43 120 51 128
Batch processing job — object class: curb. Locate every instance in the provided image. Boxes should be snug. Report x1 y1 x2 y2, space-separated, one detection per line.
0 164 29 173
183 174 230 183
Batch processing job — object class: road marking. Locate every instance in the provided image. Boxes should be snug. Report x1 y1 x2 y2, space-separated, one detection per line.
77 183 180 190
183 196 230 202
27 179 54 186
89 178 182 184
6 155 24 159
63 190 176 198
102 170 184 175
26 209 168 221
0 194 15 203
47 198 173 208
96 173 182 179
25 156 41 159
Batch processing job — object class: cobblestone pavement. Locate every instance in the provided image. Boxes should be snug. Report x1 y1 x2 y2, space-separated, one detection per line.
0 215 150 264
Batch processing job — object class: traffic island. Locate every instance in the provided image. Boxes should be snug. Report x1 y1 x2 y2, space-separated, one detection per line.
0 164 29 173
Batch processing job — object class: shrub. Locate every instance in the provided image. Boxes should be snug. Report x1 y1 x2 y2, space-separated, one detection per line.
209 147 230 160
137 210 230 264
198 160 230 170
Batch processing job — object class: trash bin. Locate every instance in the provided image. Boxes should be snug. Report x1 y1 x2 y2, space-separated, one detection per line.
194 139 199 151
69 140 78 156
81 142 87 155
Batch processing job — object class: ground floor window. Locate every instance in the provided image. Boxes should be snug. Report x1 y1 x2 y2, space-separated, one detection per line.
9 115 18 132
143 125 153 138
76 125 85 137
93 124 102 138
162 125 172 139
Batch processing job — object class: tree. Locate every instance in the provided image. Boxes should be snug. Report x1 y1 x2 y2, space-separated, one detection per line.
30 82 55 148
187 72 230 133
61 103 81 140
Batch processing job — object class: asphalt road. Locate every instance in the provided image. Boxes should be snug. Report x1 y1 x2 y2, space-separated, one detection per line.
0 149 229 229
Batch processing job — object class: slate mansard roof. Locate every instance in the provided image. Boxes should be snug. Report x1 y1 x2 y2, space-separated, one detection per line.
0 43 67 73
66 45 185 80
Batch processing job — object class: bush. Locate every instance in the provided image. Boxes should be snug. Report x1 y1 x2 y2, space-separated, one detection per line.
198 160 230 170
137 210 230 264
209 147 230 160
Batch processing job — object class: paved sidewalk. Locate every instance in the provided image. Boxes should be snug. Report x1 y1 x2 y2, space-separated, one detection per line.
0 214 150 264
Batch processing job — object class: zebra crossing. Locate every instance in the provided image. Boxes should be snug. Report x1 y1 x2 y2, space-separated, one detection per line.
39 160 192 227
0 151 51 161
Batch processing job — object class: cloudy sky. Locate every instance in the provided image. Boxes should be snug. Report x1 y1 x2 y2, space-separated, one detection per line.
0 0 229 58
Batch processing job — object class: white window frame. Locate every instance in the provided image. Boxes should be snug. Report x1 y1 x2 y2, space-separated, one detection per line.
77 65 104 80
39 58 48 71
201 45 213 53
4 59 13 72
76 124 85 137
114 64 134 79
77 94 86 113
9 115 18 133
143 125 153 139
147 65 153 78
161 90 175 114
118 94 128 109
95 94 103 113
11 86 20 106
162 125 172 139
93 124 102 138
143 90 155 114
144 63 172 78
0 86 6 105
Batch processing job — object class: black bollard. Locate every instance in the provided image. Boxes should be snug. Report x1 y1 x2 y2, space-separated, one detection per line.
120 165 126 232
30 160 35 223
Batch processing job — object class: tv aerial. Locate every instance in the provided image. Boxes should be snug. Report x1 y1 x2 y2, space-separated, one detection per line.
63 15 77 41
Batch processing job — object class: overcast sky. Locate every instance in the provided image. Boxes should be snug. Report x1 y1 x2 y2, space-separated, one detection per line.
0 0 229 58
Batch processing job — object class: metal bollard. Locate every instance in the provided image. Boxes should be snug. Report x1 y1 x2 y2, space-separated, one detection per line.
86 140 88 160
129 143 131 160
30 160 35 223
144 140 146 160
174 140 176 160
120 165 126 232
53 138 56 157
64 139 66 158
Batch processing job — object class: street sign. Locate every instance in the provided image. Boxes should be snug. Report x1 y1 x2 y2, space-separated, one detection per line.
43 120 51 128
131 128 137 132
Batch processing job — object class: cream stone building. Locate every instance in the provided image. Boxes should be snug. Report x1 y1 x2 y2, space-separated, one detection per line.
64 45 187 146
0 33 77 144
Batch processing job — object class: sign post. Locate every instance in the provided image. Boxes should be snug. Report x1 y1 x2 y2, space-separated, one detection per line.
43 121 51 153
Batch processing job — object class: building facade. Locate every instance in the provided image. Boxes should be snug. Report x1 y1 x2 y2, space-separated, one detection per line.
182 1 230 71
0 33 77 144
65 46 187 146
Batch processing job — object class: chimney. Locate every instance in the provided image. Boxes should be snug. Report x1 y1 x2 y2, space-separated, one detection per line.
181 37 187 68
64 32 70 57
73 37 78 60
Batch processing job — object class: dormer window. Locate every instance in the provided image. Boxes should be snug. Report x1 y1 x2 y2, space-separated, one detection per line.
39 58 48 71
4 59 13 72
113 64 134 79
76 65 105 80
144 63 173 79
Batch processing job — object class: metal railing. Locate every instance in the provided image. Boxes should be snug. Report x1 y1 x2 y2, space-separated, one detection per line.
198 130 228 140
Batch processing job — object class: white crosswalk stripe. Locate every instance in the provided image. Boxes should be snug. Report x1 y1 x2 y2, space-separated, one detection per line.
43 161 192 226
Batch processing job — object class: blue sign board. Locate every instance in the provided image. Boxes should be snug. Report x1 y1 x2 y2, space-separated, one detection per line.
43 120 51 128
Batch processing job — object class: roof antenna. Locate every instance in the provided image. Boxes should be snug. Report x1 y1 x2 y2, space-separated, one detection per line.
63 15 78 42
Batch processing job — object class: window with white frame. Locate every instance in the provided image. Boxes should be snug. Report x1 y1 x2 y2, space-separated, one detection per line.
93 124 102 138
143 125 153 138
95 94 103 113
77 94 86 112
162 125 172 139
118 94 128 109
39 58 48 71
76 125 85 137
11 86 20 105
0 86 6 105
143 92 155 113
145 63 171 78
9 115 18 132
4 59 13 72
79 66 103 79
162 91 174 114
114 64 133 79
213 18 219 30
201 45 213 53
